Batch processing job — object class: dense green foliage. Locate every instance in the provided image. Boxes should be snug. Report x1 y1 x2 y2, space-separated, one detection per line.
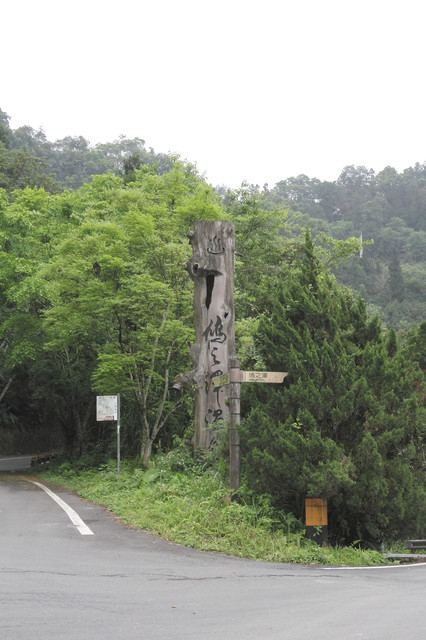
0 162 225 461
262 166 426 328
0 108 171 192
239 232 425 545
1 108 425 550
2 108 424 327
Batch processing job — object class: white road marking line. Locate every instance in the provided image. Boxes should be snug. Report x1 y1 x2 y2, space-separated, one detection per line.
324 562 426 570
30 481 94 536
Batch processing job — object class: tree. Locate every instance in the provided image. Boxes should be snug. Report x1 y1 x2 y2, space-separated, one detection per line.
0 145 55 192
122 152 142 184
16 165 225 463
0 107 173 191
0 185 72 451
0 109 11 148
239 231 425 545
261 162 426 329
387 249 405 303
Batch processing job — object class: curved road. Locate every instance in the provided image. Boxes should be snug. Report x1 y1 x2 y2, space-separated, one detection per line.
0 454 34 472
0 465 425 639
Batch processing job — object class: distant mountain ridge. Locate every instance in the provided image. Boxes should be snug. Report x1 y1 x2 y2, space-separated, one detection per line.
261 166 426 328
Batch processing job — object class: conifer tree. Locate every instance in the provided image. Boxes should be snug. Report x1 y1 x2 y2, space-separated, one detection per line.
240 231 425 544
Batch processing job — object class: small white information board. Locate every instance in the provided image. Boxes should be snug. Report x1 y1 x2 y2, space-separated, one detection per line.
96 395 121 474
96 395 118 421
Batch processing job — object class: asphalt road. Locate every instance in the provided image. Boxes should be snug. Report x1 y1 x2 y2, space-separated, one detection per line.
0 455 33 472
0 469 425 640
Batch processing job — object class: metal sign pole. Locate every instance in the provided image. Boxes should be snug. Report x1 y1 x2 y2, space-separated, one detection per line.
117 394 121 475
96 394 121 475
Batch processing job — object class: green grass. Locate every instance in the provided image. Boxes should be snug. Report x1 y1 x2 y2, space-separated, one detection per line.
34 454 389 566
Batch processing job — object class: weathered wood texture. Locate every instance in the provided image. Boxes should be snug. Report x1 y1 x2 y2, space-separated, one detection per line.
185 221 236 450
305 498 328 526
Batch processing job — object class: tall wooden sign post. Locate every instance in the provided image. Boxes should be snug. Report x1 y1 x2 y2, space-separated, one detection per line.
175 221 287 492
183 220 236 451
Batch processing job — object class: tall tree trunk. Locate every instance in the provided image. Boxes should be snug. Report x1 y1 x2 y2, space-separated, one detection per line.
141 438 152 468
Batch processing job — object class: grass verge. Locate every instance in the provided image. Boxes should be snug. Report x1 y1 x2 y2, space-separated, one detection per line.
34 455 389 566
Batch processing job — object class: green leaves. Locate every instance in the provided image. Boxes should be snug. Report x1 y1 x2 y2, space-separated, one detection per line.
0 161 220 459
240 231 426 545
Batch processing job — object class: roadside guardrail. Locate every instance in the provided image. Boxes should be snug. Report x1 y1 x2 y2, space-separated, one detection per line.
31 452 55 466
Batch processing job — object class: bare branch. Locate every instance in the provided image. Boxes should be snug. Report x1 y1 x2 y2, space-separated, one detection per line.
0 376 14 403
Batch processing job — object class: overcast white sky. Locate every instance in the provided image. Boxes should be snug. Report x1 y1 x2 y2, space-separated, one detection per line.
2 0 425 188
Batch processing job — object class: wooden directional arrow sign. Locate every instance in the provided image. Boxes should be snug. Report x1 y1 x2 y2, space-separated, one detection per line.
213 371 287 388
241 371 288 383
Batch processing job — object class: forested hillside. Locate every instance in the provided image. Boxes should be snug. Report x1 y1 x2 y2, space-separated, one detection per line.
262 167 426 328
0 108 172 191
0 108 424 545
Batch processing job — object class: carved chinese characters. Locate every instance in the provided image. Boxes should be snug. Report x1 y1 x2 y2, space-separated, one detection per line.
185 221 236 450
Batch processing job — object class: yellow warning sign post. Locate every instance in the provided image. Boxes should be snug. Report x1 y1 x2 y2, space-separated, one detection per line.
305 498 328 546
